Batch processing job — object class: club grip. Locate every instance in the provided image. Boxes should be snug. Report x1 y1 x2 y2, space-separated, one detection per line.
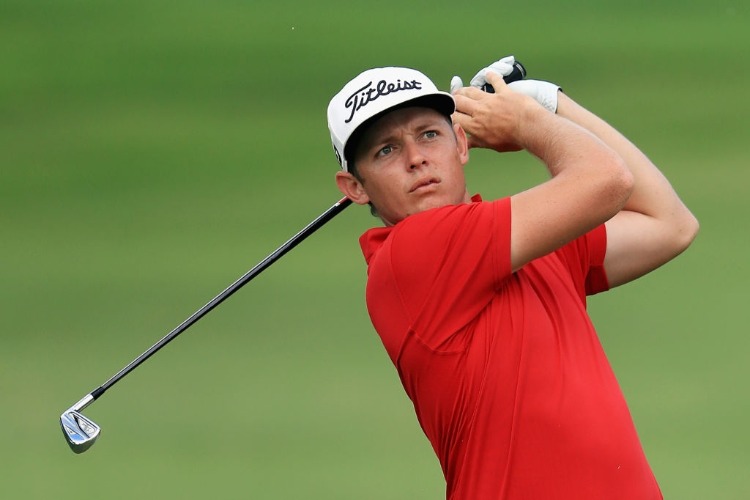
481 61 527 93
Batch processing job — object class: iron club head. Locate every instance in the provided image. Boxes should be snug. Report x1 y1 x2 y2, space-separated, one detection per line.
60 394 100 453
60 409 100 453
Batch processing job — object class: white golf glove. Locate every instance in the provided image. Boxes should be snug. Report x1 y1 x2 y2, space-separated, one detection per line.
450 56 562 114
506 80 561 113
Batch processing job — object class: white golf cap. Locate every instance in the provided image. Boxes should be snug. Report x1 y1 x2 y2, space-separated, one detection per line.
327 67 455 172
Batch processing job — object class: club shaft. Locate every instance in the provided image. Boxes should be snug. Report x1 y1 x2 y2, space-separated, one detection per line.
87 197 352 401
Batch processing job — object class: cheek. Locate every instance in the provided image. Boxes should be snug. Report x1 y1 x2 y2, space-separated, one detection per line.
370 182 405 209
366 176 411 215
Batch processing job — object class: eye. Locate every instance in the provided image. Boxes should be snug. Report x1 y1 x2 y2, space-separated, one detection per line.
423 130 438 139
376 144 394 158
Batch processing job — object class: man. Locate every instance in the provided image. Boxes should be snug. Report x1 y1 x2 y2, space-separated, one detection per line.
326 57 698 499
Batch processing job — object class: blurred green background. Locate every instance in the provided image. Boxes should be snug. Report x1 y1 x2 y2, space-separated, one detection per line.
2 0 748 498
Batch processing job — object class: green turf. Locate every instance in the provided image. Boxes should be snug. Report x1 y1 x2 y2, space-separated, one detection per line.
2 0 748 498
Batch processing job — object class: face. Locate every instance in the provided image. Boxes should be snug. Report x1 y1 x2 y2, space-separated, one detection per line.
336 107 470 226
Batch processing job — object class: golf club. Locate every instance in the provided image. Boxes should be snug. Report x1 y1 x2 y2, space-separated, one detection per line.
60 196 352 453
60 61 530 454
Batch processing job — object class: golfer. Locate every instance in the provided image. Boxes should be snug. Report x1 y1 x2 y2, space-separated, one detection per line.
326 57 698 499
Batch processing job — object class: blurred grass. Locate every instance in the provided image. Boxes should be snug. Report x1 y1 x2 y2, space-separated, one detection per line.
1 0 748 498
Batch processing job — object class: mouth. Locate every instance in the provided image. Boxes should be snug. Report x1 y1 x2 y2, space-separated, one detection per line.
409 177 440 193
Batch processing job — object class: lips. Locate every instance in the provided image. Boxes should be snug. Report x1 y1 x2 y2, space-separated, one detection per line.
409 177 440 193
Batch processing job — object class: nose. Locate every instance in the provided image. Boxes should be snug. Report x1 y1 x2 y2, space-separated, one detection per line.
404 140 427 170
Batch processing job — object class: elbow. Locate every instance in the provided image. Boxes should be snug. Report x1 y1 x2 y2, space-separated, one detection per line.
674 209 700 254
660 210 699 266
657 205 700 262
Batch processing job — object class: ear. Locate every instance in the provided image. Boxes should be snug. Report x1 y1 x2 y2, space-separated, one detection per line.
453 122 470 165
335 171 370 206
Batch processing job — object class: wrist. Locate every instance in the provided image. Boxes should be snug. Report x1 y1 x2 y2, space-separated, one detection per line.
552 91 578 119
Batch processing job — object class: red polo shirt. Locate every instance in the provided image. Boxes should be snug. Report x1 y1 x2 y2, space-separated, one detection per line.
359 196 661 499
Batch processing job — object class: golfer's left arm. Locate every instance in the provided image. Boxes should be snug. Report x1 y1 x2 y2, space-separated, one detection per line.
555 93 699 288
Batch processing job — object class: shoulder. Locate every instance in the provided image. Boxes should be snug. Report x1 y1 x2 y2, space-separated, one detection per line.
387 198 512 274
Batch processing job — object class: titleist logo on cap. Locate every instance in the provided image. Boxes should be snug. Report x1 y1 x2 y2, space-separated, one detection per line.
344 79 423 123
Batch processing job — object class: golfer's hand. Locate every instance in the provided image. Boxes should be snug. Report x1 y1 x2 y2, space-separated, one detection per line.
452 72 543 152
